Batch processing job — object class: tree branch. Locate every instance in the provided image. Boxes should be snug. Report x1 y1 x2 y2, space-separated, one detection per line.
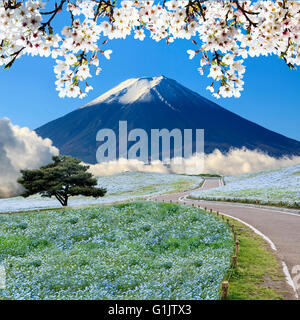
40 0 67 33
233 0 259 28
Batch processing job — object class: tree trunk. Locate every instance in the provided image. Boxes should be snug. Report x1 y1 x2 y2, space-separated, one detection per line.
54 193 68 207
63 197 68 207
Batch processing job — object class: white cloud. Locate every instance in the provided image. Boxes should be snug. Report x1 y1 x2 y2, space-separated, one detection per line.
89 148 300 177
88 158 169 176
0 118 59 198
203 148 300 176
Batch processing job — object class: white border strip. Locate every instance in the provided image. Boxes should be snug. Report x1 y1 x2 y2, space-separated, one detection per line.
282 261 299 299
184 195 300 218
210 202 300 217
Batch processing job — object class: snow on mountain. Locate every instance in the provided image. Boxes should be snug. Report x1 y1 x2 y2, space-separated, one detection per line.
83 76 166 107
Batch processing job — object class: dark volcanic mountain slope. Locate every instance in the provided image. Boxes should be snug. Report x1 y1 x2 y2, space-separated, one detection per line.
36 76 300 163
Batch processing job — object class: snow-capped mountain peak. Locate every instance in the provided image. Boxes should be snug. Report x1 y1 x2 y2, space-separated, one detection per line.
83 76 165 107
36 76 300 164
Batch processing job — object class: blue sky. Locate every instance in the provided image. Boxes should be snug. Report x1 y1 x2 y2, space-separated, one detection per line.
0 33 299 141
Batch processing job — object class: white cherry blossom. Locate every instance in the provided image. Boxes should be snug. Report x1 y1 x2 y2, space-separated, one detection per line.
0 0 299 99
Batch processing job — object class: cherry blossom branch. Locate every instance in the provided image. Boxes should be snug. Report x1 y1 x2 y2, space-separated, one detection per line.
40 0 67 33
0 0 299 100
3 0 23 10
3 47 24 69
233 0 258 28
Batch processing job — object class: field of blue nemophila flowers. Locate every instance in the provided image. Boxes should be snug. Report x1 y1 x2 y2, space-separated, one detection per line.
0 172 202 213
191 164 300 207
0 201 233 300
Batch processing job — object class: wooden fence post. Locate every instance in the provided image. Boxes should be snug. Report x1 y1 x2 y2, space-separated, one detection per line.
235 241 239 254
232 255 238 268
221 281 229 300
234 232 237 242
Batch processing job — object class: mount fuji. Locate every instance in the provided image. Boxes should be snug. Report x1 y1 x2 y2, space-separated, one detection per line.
36 76 300 164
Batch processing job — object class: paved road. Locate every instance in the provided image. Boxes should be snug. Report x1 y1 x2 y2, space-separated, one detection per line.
149 178 300 299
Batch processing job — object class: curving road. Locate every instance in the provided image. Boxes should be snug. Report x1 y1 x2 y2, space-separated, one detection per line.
149 178 300 299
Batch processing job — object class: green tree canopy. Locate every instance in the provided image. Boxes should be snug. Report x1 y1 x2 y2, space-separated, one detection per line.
18 155 106 206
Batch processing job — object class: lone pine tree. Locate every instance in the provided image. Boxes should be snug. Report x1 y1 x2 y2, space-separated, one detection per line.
18 155 106 206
